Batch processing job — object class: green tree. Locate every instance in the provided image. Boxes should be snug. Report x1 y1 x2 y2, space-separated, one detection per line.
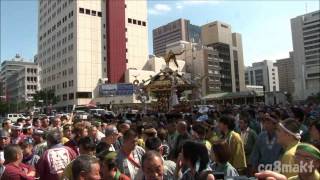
33 89 58 107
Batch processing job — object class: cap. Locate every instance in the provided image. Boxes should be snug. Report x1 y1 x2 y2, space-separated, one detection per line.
0 129 10 138
105 126 119 137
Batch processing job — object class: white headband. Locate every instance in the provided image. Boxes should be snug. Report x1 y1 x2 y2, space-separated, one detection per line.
279 122 301 140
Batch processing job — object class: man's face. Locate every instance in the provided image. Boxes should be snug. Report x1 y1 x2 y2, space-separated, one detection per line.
81 128 88 137
64 128 72 139
276 126 289 145
239 120 247 131
21 144 33 156
218 122 227 133
0 137 10 149
167 123 176 134
53 118 61 127
12 129 21 137
263 119 275 133
124 137 138 151
3 121 11 129
84 163 101 180
143 156 164 180
41 119 49 127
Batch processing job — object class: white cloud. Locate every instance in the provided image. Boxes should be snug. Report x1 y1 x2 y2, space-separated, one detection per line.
149 3 172 15
174 0 221 10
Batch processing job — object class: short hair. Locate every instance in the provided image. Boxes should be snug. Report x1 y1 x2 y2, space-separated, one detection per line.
211 140 231 163
141 150 163 169
123 129 137 141
103 151 118 170
281 118 301 135
219 115 236 130
78 137 96 152
239 111 250 125
72 155 99 179
291 107 304 122
145 137 162 151
4 144 22 163
192 124 206 136
47 129 63 145
182 141 209 173
63 124 72 131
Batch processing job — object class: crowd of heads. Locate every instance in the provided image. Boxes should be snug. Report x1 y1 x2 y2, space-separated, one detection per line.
0 102 319 180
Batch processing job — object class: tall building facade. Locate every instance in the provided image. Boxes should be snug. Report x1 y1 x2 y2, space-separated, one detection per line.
153 19 201 56
0 54 38 102
245 60 279 92
37 0 148 108
291 10 320 101
274 52 295 94
201 21 245 92
166 41 222 95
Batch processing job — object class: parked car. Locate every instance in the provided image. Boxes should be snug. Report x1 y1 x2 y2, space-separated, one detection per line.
6 113 26 123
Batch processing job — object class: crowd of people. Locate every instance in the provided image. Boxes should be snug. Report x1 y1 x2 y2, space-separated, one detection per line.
0 102 319 180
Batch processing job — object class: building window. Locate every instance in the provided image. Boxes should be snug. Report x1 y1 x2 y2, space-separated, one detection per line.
79 8 84 13
138 20 141 25
85 9 90 15
76 92 92 98
133 19 137 24
128 18 132 23
142 21 146 26
63 94 68 101
91 10 96 16
103 57 106 61
97 12 102 17
69 93 74 100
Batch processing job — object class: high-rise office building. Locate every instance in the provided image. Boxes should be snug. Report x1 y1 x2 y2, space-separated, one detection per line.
201 21 245 92
37 0 148 109
291 10 320 101
153 18 201 56
274 52 295 94
245 60 279 92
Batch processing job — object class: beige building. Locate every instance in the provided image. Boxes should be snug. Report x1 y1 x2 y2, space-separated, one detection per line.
125 0 148 70
201 21 245 92
291 10 320 101
37 0 148 109
165 41 222 96
0 54 38 102
153 18 201 56
274 52 295 95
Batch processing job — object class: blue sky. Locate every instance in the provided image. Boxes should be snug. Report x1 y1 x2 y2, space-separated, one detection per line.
1 0 319 66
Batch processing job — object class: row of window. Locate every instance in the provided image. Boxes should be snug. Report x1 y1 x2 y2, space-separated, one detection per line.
27 85 37 90
128 18 146 26
40 11 73 42
79 8 102 17
26 77 37 82
26 68 37 74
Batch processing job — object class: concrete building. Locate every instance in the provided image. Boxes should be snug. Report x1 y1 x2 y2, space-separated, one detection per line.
165 41 222 96
153 19 201 56
245 60 279 92
0 54 38 102
291 10 320 101
37 0 148 109
274 52 295 94
201 21 245 92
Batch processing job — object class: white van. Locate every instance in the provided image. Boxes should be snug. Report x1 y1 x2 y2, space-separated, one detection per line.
6 114 26 123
